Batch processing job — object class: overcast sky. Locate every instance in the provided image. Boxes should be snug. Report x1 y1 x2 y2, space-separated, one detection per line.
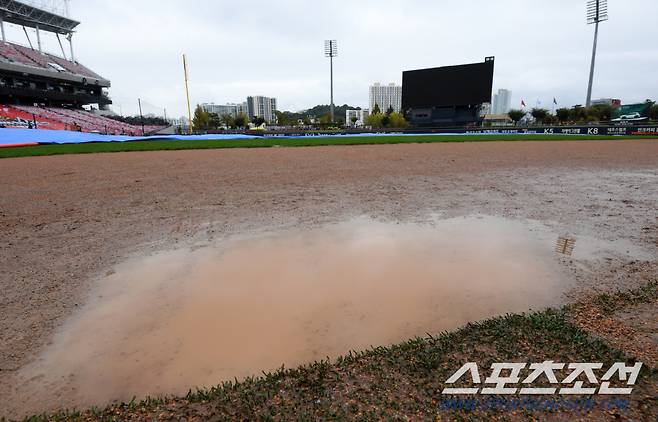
8 0 658 116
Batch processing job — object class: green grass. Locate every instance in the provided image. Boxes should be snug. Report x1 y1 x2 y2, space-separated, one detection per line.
1 134 654 159
587 280 658 316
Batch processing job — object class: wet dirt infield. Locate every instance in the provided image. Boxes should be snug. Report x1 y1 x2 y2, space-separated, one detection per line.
1 140 657 417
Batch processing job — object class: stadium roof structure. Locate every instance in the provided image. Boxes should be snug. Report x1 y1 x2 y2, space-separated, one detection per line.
0 0 79 34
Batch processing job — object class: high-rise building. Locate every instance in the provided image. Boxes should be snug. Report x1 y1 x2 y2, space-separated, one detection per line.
369 83 402 113
345 109 370 127
492 89 512 114
200 102 248 117
247 96 278 124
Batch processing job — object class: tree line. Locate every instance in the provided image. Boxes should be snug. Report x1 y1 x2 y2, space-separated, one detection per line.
192 105 252 130
507 100 658 125
364 104 408 128
191 103 410 130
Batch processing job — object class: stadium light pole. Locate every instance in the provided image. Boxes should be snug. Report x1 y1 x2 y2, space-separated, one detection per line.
324 40 338 123
586 0 608 107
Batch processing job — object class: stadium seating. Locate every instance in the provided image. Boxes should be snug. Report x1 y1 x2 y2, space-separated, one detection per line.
0 42 34 65
0 41 102 79
12 105 165 135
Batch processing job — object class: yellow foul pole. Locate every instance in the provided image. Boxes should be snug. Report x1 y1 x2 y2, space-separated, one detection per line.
183 54 193 134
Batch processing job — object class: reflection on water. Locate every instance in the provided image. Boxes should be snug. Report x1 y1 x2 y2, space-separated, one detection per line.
17 215 572 411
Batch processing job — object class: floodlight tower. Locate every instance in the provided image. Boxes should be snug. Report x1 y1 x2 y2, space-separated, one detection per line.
324 40 338 123
586 0 608 107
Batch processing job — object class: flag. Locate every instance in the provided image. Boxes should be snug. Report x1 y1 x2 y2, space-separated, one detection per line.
521 100 526 107
553 98 558 105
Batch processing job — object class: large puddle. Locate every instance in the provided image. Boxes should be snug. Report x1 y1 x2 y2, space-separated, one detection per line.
18 215 573 410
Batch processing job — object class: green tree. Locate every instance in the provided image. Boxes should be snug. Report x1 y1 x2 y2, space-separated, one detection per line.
251 116 266 127
555 108 571 124
350 116 358 127
365 113 384 128
275 111 297 126
650 104 658 121
234 113 249 129
220 114 235 129
387 112 408 128
587 104 612 121
542 114 558 125
508 109 526 125
530 108 549 125
372 103 381 115
208 113 221 130
386 105 394 115
192 105 211 131
571 106 587 122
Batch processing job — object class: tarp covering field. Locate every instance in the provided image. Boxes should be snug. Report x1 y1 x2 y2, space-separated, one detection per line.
0 128 263 148
0 128 474 148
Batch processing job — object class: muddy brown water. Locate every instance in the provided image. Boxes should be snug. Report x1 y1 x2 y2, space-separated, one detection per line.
15 215 574 412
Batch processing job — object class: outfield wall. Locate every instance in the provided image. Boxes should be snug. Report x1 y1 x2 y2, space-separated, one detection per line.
446 126 657 136
260 125 658 137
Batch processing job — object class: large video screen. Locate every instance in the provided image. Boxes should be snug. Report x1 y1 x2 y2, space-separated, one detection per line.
402 60 494 109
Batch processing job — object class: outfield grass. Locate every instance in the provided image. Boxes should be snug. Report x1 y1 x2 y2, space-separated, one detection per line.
0 134 654 159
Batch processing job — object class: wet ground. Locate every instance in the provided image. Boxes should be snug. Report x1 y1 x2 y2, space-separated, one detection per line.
12 216 572 409
1 140 657 418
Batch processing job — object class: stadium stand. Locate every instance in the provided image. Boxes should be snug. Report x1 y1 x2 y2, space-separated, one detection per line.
8 105 165 135
0 42 32 65
0 41 102 79
0 2 167 135
0 41 103 80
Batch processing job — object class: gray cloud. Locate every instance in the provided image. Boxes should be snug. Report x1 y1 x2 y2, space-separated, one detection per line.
14 0 657 116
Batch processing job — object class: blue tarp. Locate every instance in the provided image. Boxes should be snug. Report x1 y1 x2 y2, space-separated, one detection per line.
0 128 575 148
0 128 262 146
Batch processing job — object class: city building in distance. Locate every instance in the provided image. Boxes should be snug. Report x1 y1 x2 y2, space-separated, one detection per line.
345 109 370 127
200 102 248 117
492 89 512 114
201 96 278 124
369 83 402 113
591 98 621 108
247 96 278 124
